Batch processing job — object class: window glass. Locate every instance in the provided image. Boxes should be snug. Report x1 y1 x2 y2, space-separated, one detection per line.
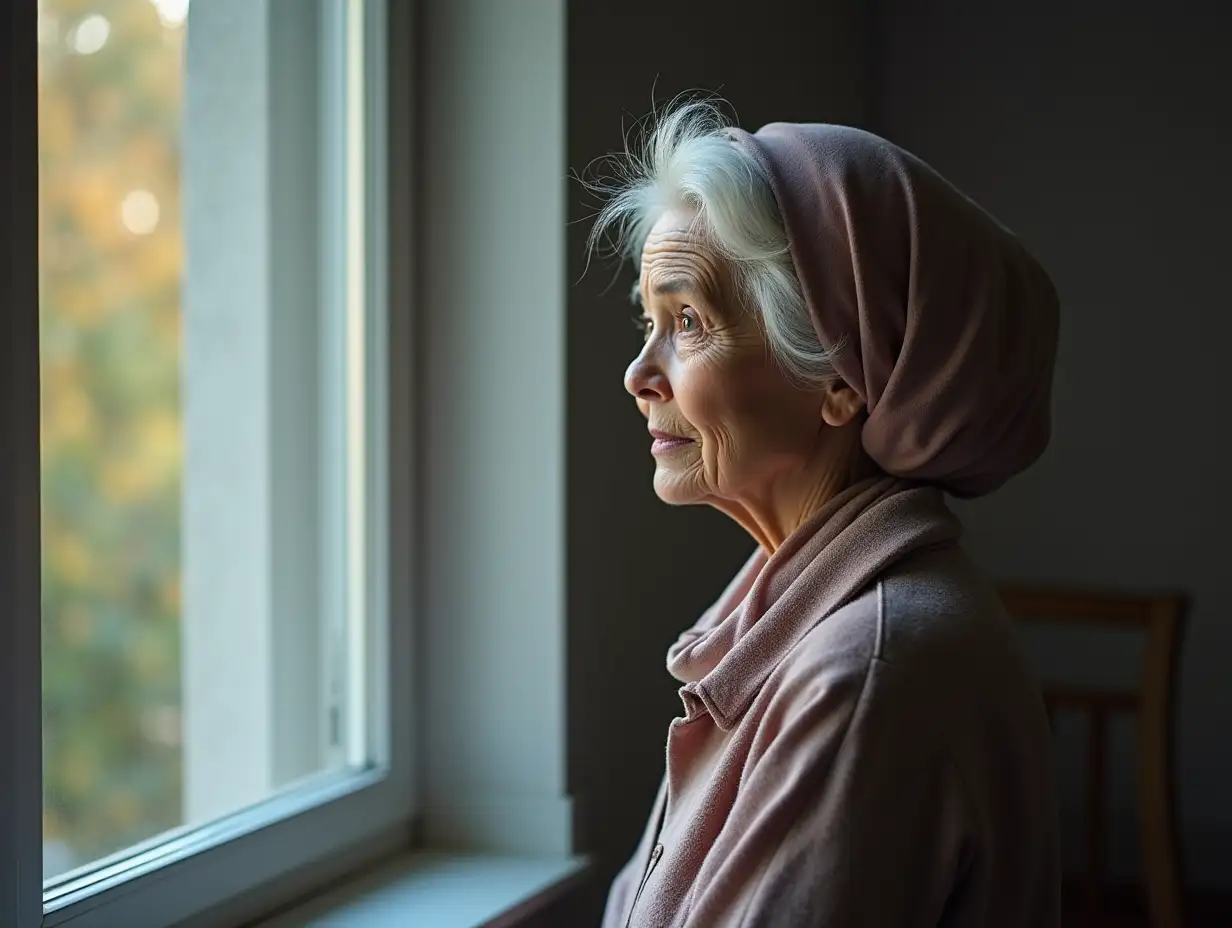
39 0 371 883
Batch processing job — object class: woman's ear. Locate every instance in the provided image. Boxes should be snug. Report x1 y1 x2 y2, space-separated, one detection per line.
820 378 865 428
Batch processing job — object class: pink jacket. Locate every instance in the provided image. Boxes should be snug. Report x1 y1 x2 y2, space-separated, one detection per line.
602 479 1060 927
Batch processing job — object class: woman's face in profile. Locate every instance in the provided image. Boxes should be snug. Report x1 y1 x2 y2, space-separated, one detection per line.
624 208 832 510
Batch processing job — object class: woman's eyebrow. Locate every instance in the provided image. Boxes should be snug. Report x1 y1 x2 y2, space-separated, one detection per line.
651 275 695 297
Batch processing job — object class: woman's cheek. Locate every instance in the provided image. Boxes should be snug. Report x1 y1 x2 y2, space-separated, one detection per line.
675 356 728 424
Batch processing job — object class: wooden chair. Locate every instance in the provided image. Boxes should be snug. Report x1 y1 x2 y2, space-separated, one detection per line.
999 587 1188 928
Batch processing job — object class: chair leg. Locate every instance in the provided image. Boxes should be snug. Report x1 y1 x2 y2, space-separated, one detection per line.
1137 709 1183 928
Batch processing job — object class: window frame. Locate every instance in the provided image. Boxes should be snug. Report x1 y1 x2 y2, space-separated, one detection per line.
1 0 418 924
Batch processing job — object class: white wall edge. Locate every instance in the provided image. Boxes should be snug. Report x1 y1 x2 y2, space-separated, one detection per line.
417 0 571 859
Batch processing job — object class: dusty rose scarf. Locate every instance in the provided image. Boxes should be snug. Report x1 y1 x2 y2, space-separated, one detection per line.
726 124 1060 498
666 476 960 719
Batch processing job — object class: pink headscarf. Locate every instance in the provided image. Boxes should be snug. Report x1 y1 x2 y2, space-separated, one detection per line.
726 124 1060 498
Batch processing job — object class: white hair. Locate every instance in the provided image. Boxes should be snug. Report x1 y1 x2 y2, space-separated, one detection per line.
585 99 838 388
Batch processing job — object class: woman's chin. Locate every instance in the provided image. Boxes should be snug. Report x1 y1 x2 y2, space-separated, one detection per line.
652 468 705 506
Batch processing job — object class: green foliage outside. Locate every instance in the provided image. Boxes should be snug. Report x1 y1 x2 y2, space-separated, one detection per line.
39 0 185 875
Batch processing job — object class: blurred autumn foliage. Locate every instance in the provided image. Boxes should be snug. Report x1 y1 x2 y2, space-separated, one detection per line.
38 0 186 875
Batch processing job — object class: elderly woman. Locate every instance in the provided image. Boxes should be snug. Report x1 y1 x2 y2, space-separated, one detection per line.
589 102 1061 928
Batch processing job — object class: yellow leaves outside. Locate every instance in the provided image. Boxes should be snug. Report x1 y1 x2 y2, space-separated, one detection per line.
100 412 182 504
49 531 95 589
44 380 97 447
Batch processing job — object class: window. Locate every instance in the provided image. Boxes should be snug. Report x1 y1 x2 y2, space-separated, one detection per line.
3 0 414 924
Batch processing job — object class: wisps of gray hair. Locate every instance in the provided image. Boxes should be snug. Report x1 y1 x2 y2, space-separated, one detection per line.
583 97 838 389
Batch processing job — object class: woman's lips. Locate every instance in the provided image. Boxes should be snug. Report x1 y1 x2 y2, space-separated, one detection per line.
649 428 693 455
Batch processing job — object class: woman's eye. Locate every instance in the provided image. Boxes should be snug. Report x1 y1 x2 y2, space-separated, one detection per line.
632 311 698 341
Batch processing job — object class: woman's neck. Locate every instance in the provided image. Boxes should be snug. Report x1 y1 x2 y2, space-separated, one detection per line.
713 438 875 554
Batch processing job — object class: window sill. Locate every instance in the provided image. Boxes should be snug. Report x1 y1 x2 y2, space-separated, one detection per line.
254 851 590 928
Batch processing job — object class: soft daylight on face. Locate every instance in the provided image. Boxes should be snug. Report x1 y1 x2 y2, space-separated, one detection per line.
623 208 842 514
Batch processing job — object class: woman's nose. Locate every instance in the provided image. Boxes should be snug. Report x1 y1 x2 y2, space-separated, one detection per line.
624 350 672 403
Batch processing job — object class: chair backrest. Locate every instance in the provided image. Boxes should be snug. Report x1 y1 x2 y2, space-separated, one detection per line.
999 587 1186 721
998 587 1188 927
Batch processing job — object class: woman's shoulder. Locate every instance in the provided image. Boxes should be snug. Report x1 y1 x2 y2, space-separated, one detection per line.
874 542 1025 685
775 542 1024 712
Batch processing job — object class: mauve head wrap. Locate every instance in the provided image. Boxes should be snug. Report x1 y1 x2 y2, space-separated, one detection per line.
725 124 1060 498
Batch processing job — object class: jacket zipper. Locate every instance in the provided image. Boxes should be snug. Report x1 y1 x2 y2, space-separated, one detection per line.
624 843 663 928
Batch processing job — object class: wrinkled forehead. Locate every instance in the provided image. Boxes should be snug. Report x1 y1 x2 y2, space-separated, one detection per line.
637 210 728 303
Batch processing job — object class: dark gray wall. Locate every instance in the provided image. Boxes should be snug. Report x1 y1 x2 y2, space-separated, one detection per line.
565 0 1231 911
875 0 1231 889
564 0 869 908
